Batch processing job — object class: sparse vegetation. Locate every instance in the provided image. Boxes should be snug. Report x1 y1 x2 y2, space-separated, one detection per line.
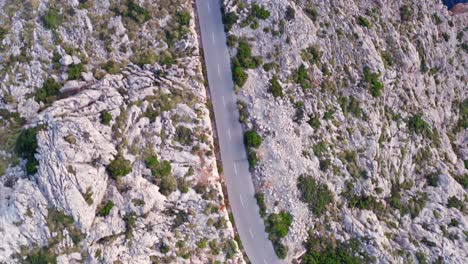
255 192 267 217
222 10 238 32
67 63 84 80
265 211 292 259
244 130 262 148
285 6 295 21
294 64 311 89
145 155 176 196
175 126 193 146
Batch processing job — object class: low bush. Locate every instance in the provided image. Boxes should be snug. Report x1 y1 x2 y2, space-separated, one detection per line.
457 99 468 131
312 141 328 157
42 8 62 30
297 175 333 216
35 78 61 104
102 60 122 74
175 126 193 146
272 240 288 259
339 96 362 117
145 156 176 196
265 211 293 240
400 5 413 21
114 0 150 25
16 127 39 175
68 63 84 80
236 41 258 69
97 200 114 216
408 114 432 137
100 111 112 125
302 232 369 264
176 11 191 26
255 192 267 217
425 172 439 187
251 3 270 20
269 76 283 98
24 247 57 264
301 45 322 66
453 173 467 188
222 10 238 32
0 27 7 40
307 115 320 129
107 154 132 180
357 16 371 28
232 63 248 87
304 8 319 22
447 196 464 210
244 130 262 148
363 66 383 97
293 64 311 89
285 6 295 21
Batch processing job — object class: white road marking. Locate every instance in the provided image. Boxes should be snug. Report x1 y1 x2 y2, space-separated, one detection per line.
222 96 226 106
227 128 231 141
240 194 245 208
233 163 238 175
207 1 211 12
212 32 215 44
249 228 254 238
217 63 221 76
263 260 268 264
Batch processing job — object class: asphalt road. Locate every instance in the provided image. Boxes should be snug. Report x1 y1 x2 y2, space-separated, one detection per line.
195 1 281 264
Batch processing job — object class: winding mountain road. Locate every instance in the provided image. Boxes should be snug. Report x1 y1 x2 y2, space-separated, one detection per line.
195 1 281 263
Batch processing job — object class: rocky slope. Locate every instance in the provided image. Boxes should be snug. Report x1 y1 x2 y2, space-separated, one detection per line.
0 0 242 263
223 0 467 263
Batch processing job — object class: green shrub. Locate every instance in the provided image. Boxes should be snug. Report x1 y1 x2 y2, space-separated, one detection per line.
0 27 7 40
363 66 383 97
244 130 262 148
308 115 320 129
251 4 270 20
35 78 61 103
272 240 288 259
357 16 371 28
102 60 122 74
176 11 191 26
319 159 331 172
447 196 464 210
293 64 311 89
255 192 267 217
175 126 193 146
301 45 322 66
454 174 468 189
97 200 114 216
269 76 283 98
285 6 295 21
222 10 238 32
16 127 39 175
25 247 57 264
339 96 362 117
68 63 84 80
232 63 248 87
302 232 368 264
159 174 177 196
236 41 258 69
159 243 170 254
304 8 319 22
131 50 158 67
408 114 432 137
400 5 413 21
297 175 333 216
107 154 132 180
312 141 328 157
457 99 468 131
100 111 112 125
425 172 439 187
42 9 62 30
145 156 171 178
114 0 150 25
265 211 292 240
224 239 238 259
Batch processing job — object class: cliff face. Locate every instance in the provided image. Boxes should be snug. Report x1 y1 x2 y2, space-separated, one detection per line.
0 0 241 263
223 0 467 263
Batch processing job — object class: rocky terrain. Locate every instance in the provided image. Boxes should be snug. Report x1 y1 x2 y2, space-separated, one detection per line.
0 0 242 263
223 0 467 263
